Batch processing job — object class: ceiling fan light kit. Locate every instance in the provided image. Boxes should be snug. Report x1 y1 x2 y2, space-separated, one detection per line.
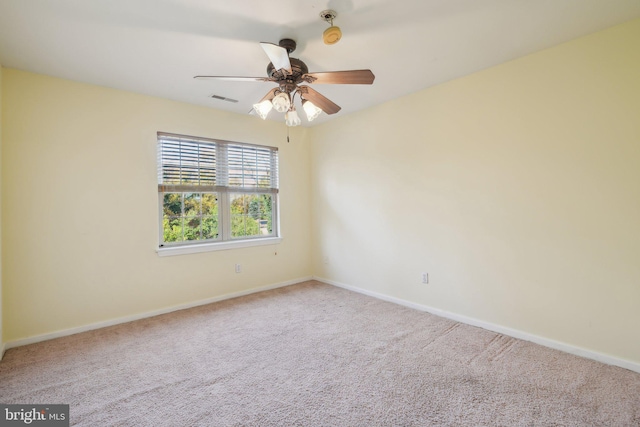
195 20 375 128
253 99 273 120
302 99 323 122
271 92 291 113
285 109 302 127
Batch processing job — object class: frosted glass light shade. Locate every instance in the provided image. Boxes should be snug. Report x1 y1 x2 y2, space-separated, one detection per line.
272 92 291 113
302 99 323 122
285 109 301 127
253 100 273 120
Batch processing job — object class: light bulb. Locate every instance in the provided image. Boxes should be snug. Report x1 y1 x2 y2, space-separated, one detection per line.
252 100 273 120
271 92 291 113
285 109 301 127
302 99 323 122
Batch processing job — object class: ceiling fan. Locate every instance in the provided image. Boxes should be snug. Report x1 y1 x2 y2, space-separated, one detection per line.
194 38 375 126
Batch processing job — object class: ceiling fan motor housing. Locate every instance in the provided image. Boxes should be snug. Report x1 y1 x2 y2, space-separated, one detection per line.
278 38 297 54
267 57 309 83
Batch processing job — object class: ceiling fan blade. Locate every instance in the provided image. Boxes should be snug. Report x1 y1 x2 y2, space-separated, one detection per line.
194 76 273 82
260 42 292 73
298 86 341 115
303 70 375 85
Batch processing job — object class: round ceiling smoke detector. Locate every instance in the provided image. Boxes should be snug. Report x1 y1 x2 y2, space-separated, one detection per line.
320 10 342 45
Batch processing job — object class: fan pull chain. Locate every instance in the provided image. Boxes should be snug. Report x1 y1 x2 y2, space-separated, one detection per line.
287 126 290 143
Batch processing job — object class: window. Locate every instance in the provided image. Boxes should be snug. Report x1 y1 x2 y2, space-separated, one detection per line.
157 132 279 255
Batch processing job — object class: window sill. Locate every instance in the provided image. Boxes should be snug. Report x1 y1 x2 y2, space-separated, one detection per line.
156 237 282 257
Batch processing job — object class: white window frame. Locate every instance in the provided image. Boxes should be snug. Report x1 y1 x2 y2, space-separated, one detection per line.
156 132 281 256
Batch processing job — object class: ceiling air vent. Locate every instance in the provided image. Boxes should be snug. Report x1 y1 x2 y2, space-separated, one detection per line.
210 94 238 103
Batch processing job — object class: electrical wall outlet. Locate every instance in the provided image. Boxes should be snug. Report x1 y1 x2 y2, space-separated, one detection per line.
422 273 429 284
323 256 329 265
235 264 241 273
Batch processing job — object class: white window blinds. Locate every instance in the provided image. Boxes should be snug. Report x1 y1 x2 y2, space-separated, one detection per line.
157 132 279 193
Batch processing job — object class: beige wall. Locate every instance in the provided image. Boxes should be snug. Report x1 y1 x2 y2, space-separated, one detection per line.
311 19 640 364
1 70 311 342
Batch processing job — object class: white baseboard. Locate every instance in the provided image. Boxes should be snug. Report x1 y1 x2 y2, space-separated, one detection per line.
4 276 312 352
314 276 640 374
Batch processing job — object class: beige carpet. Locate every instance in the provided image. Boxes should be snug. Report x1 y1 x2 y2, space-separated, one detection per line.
1 281 639 426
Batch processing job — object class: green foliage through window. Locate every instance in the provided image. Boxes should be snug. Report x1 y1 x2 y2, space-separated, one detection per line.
163 193 219 243
230 194 273 238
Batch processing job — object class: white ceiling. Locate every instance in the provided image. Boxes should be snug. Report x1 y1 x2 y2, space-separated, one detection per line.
1 0 640 126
